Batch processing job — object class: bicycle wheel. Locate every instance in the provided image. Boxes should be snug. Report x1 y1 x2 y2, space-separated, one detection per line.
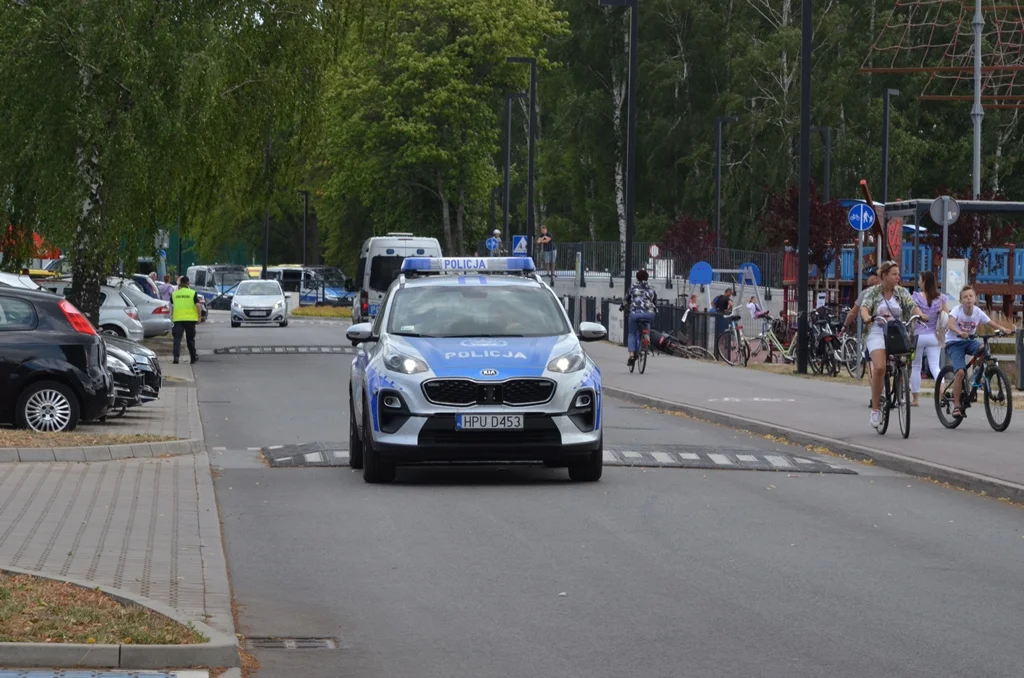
638 347 648 374
933 366 963 429
717 333 740 366
983 366 1013 432
683 346 716 362
877 367 891 435
740 339 751 367
841 337 860 377
747 338 770 364
896 362 911 439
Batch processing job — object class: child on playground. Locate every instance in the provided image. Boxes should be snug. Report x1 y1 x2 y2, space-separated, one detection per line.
943 286 1014 418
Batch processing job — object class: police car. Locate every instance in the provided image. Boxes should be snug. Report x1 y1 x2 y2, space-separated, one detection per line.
346 257 606 483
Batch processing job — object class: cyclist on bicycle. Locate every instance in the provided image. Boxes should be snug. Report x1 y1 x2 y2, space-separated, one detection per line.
943 285 1014 418
859 260 926 430
624 269 657 368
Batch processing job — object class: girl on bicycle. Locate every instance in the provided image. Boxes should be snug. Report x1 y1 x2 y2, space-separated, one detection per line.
625 269 657 368
860 260 926 430
909 270 949 407
944 286 1014 418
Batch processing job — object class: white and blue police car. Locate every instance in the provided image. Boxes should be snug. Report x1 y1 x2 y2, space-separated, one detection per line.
346 256 606 483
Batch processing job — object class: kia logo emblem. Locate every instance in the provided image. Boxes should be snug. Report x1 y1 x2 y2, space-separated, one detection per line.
481 369 498 376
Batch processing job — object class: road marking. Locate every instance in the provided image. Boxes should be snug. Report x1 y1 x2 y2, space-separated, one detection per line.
652 452 674 464
602 450 616 462
304 452 324 463
333 451 348 459
794 457 815 464
277 456 292 463
269 445 283 450
248 447 261 451
736 454 758 463
765 455 793 468
620 451 642 459
212 446 226 451
679 453 700 460
708 454 733 465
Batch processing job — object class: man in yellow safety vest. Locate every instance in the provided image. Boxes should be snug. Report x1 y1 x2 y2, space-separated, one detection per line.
170 276 203 364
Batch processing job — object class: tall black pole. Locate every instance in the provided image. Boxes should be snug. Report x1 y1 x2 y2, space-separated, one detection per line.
714 115 737 251
261 133 271 279
797 0 812 374
506 58 537 249
300 190 309 267
812 126 832 202
176 194 183 276
503 92 525 237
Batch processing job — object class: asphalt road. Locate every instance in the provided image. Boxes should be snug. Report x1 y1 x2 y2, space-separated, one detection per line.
195 320 1024 678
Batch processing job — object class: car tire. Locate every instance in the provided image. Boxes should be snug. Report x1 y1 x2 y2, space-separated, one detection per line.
362 401 395 484
348 394 364 470
279 319 288 327
567 438 603 482
100 325 126 338
231 321 240 328
16 381 81 433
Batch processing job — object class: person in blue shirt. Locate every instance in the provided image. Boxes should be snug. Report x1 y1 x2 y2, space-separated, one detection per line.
623 269 657 367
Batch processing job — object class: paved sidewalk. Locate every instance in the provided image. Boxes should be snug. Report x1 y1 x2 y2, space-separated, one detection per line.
585 340 1024 496
0 363 235 642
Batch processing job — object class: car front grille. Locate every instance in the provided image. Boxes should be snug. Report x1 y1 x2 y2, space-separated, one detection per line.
418 415 562 447
422 378 555 407
243 308 272 318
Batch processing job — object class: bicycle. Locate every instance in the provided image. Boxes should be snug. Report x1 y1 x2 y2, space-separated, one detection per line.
746 312 805 365
629 317 652 374
870 315 925 438
934 331 1013 432
716 314 750 366
665 309 717 362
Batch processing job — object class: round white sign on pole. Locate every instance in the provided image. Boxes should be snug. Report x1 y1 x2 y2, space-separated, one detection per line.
929 196 961 225
648 244 660 258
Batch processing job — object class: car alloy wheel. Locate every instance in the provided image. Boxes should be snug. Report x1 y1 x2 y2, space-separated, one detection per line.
24 387 74 432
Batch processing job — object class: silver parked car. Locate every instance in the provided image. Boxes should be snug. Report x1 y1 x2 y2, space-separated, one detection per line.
230 279 289 327
107 277 172 337
37 280 145 341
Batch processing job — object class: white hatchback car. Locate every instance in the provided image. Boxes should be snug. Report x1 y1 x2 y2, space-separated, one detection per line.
231 279 288 327
347 257 606 484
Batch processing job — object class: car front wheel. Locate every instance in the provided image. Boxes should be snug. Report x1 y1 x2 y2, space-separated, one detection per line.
362 401 395 483
567 438 603 482
16 381 81 433
348 394 364 470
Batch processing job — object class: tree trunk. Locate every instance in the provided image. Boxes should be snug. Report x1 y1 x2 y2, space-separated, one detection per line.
438 174 455 254
455 184 466 255
610 11 628 261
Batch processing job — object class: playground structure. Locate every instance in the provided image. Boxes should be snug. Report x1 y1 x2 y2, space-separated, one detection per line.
685 261 764 313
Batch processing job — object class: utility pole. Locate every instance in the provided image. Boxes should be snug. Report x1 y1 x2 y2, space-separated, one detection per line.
299 190 310 268
797 0 812 374
972 0 984 199
261 133 272 280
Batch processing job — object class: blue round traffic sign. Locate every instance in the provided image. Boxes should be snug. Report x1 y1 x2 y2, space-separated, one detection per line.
847 203 875 232
485 237 499 251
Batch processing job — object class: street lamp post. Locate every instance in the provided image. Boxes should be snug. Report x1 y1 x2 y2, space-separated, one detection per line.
503 92 526 240
299 190 310 267
715 115 738 251
506 58 537 249
811 126 832 202
880 88 899 261
261 134 272 280
598 0 638 345
797 0 813 374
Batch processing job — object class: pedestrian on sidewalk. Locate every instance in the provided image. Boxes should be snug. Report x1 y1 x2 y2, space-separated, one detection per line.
170 276 203 365
623 269 657 368
910 270 949 407
713 288 735 337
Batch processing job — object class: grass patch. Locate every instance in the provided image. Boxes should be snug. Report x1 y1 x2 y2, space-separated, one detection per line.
0 430 176 449
0 572 207 644
290 305 352 319
746 362 884 387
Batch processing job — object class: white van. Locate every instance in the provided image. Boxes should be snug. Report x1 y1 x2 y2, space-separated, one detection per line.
352 233 442 323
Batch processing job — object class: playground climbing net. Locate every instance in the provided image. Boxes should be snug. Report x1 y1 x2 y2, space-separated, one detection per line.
862 0 1024 108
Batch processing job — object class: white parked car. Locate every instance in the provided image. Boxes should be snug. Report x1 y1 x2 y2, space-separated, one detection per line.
107 278 172 338
0 272 42 291
36 280 145 341
231 279 288 327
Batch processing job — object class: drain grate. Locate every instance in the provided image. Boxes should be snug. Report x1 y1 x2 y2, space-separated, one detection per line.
248 636 338 650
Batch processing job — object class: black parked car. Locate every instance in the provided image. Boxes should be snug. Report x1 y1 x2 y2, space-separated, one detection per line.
0 287 113 431
102 336 161 403
104 343 144 415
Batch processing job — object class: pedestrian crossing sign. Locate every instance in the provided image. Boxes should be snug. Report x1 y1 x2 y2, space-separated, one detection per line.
512 235 528 256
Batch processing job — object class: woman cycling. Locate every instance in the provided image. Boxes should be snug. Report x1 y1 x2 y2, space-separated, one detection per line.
625 269 657 368
909 270 949 407
859 260 926 430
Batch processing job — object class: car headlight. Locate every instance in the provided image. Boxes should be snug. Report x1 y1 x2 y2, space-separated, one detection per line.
547 346 587 373
106 356 129 372
383 350 429 375
231 300 241 309
274 300 284 309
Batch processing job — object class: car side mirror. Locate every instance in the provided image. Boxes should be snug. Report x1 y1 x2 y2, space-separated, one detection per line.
577 321 607 342
346 322 376 346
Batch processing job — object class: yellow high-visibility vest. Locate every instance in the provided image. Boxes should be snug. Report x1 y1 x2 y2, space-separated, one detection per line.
172 288 200 322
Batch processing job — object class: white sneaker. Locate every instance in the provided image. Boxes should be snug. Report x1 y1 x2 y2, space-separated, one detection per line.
869 410 881 429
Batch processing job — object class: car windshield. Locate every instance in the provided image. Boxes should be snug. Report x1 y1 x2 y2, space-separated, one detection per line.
387 285 570 337
236 282 280 296
214 270 246 287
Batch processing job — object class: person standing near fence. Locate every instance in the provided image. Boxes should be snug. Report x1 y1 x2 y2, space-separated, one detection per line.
623 269 657 368
910 270 949 407
537 225 555 279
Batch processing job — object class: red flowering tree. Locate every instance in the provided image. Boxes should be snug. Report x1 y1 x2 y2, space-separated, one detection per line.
930 186 1019 280
658 215 715 262
758 180 850 275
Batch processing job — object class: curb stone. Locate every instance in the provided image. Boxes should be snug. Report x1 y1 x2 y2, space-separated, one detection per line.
0 565 240 669
603 385 1024 503
0 438 202 463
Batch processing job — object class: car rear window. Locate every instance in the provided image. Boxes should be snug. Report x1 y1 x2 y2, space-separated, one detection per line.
0 296 38 330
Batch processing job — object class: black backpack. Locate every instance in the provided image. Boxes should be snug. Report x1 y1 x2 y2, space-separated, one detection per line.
881 297 913 355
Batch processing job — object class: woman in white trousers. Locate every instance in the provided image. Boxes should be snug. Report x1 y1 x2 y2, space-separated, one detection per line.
910 270 949 406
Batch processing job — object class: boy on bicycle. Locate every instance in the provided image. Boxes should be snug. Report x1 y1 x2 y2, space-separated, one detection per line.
943 285 1014 418
624 269 657 368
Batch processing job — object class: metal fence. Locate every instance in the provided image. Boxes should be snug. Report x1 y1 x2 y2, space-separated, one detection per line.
477 240 785 288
